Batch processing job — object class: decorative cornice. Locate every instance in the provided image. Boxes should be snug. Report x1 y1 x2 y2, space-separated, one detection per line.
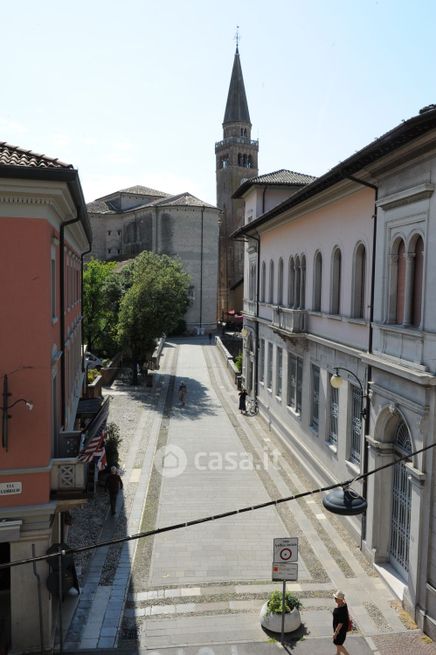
376 183 434 210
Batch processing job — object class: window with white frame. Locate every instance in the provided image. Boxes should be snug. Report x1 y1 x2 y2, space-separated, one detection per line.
259 339 265 383
331 247 341 315
269 260 275 303
411 235 424 327
267 342 273 390
328 377 338 446
288 257 295 307
349 385 362 464
261 261 266 302
287 353 303 414
311 365 320 432
278 258 284 305
300 255 306 309
353 243 366 319
313 251 322 311
276 346 282 398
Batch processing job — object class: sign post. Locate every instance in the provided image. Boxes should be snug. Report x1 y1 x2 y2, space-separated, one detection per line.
272 537 299 645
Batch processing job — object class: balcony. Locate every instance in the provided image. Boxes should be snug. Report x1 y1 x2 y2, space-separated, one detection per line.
243 299 257 316
51 459 87 499
215 137 259 150
272 306 307 335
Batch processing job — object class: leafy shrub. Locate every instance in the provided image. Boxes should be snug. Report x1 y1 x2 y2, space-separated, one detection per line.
266 591 302 615
234 352 243 372
105 422 122 468
87 368 100 383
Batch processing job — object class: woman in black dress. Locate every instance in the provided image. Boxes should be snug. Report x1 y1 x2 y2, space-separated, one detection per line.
239 388 247 414
332 590 350 654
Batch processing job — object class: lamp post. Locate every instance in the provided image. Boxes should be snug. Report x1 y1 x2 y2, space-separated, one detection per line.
323 367 367 516
1 374 33 452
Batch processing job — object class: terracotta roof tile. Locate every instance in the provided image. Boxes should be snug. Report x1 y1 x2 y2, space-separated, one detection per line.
0 141 74 169
246 169 316 186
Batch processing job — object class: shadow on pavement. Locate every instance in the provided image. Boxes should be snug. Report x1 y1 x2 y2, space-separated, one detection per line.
261 623 310 649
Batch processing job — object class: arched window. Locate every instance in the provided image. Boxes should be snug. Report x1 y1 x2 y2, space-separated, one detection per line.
389 420 412 576
288 257 295 308
300 255 306 309
331 247 341 315
260 261 266 303
395 239 406 324
313 251 322 311
269 260 275 303
353 243 366 318
295 256 301 309
411 235 424 327
277 258 284 305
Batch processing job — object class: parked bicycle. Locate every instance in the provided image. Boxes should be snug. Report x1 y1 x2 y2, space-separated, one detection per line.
245 397 259 416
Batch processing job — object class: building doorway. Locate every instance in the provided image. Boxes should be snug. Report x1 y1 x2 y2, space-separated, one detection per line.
389 421 412 579
0 542 11 653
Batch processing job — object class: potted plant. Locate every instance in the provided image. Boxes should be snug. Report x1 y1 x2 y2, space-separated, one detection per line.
260 590 302 633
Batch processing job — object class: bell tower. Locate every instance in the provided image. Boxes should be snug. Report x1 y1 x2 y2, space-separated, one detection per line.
215 38 259 319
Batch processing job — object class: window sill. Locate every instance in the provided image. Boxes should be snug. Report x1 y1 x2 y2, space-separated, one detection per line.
345 458 361 476
347 318 367 326
51 316 58 326
326 314 342 321
326 441 338 455
275 394 282 403
287 406 301 420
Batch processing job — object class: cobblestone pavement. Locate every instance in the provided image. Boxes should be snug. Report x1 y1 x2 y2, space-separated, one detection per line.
64 338 436 654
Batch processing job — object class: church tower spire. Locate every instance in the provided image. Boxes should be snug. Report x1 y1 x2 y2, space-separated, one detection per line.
215 40 259 319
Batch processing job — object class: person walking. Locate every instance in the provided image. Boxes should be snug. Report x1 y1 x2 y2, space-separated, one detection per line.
239 388 247 414
332 590 350 654
178 381 187 406
105 466 123 516
208 332 213 344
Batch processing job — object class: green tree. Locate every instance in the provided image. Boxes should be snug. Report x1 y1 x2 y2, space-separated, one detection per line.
83 259 129 355
117 251 190 383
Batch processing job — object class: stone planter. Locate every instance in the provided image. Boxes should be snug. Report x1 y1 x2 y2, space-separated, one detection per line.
259 601 302 633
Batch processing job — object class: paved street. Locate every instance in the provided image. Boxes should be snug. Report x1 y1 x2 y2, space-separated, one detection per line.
65 337 436 654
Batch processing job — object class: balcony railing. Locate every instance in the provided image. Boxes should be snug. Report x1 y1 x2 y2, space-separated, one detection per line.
215 137 259 150
243 299 257 316
51 458 87 495
272 306 307 333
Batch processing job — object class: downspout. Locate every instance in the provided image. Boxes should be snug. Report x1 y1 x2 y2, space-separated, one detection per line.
199 206 204 332
81 245 92 373
60 216 81 427
243 232 260 399
343 173 378 542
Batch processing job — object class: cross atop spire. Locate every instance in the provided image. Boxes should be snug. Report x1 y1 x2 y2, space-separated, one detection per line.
235 25 240 53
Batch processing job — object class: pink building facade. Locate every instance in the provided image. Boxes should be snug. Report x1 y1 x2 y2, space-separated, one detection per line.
0 145 101 653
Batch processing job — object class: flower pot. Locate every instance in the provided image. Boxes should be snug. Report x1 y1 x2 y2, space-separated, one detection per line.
259 601 302 633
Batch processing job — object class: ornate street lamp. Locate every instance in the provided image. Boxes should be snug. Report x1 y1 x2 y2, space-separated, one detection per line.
323 367 367 515
1 374 33 451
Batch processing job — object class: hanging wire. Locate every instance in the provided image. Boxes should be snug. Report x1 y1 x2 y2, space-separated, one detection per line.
0 439 432 571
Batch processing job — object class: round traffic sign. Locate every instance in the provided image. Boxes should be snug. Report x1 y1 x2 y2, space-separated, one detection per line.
280 547 292 561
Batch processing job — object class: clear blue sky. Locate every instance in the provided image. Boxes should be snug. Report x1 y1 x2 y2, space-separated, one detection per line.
2 0 435 205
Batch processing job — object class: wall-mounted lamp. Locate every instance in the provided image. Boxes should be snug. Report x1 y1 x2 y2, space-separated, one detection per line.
1 374 33 452
330 367 367 419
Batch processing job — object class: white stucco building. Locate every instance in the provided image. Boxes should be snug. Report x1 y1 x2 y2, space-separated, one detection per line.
88 186 220 333
234 105 436 638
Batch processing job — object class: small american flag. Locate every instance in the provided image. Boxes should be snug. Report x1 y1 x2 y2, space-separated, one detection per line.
78 428 106 466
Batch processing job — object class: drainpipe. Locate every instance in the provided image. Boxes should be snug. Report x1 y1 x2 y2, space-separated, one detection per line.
244 232 260 399
343 173 378 542
81 246 92 373
199 206 204 333
60 216 81 427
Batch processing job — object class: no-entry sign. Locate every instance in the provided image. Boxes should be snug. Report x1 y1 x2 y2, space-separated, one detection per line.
273 537 298 563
